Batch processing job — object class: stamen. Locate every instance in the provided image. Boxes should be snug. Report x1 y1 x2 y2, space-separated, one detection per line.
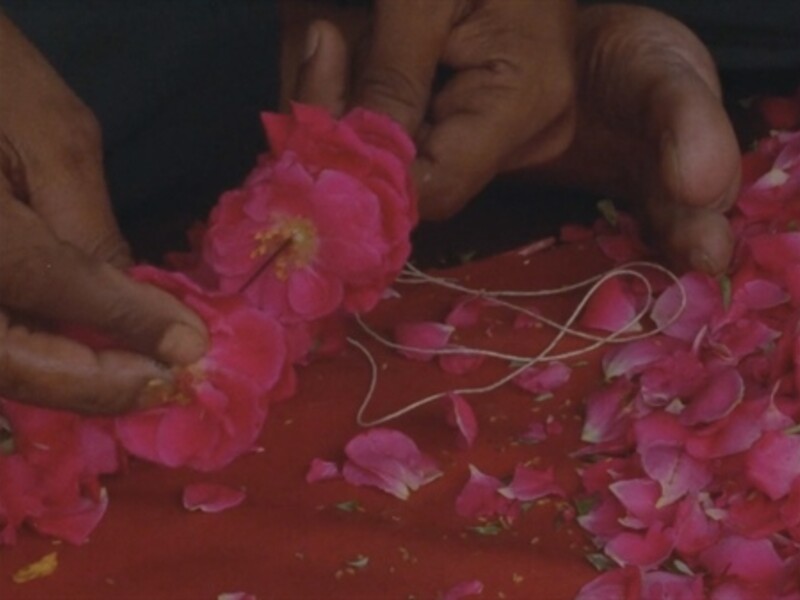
238 237 294 294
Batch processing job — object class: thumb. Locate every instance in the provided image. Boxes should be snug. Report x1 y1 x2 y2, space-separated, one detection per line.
0 195 208 366
354 0 458 133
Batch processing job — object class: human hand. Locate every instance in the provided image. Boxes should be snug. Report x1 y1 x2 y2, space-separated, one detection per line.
0 15 208 414
516 4 741 274
295 0 577 219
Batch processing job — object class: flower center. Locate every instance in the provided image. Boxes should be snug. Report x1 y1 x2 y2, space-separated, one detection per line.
251 216 318 280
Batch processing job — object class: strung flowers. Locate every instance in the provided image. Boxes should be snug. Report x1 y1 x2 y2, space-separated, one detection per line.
203 104 417 322
0 103 418 544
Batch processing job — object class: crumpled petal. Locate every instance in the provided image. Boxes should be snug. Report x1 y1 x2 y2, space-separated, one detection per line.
445 393 478 447
342 428 442 500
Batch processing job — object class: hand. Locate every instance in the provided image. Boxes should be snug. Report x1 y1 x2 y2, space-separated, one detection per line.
0 15 208 414
511 4 741 274
295 0 578 219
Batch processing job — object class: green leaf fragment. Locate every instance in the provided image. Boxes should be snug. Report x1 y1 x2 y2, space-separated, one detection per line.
335 500 363 513
586 553 616 572
718 275 732 310
468 521 504 536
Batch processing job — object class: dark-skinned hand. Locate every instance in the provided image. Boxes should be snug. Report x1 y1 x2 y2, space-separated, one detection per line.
0 14 208 415
295 2 740 275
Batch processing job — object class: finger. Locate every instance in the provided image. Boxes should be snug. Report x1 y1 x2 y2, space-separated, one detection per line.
414 0 576 219
0 15 131 268
293 20 350 116
415 80 576 219
354 0 458 133
0 195 208 366
646 200 735 275
578 4 740 210
0 314 173 415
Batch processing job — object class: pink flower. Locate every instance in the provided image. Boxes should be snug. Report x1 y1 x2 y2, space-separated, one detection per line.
0 401 118 545
203 104 417 322
116 267 292 471
341 428 442 500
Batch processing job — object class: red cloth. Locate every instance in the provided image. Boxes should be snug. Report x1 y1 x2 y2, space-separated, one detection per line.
0 241 611 599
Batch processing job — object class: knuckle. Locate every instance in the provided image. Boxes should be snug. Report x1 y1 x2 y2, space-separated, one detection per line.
359 65 426 126
52 103 104 171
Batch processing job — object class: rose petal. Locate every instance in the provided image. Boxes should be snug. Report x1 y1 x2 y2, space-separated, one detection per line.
182 483 246 513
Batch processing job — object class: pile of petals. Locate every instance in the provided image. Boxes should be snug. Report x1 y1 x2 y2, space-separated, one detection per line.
574 129 800 595
0 104 417 545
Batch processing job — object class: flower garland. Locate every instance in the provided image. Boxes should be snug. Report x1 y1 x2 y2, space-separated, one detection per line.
0 103 418 544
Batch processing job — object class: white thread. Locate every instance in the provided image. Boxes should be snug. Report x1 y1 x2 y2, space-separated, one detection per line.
351 261 686 428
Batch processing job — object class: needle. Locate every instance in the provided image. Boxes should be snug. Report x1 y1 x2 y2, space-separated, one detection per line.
237 237 293 294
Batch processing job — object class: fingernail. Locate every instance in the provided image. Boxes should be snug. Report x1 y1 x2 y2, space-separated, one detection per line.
662 130 680 175
304 24 321 62
157 322 208 366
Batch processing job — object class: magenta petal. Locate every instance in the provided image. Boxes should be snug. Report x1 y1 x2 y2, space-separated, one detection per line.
605 523 674 569
445 296 489 328
608 478 662 528
217 593 257 600
575 567 642 600
513 361 571 394
498 464 564 502
745 431 800 500
445 393 478 447
582 379 634 444
640 445 711 508
602 338 675 380
699 535 784 582
182 483 246 513
287 268 344 320
455 464 511 519
673 495 720 555
342 428 442 500
681 368 744 426
442 580 484 600
305 458 341 483
651 273 721 341
641 572 704 600
394 321 454 361
580 278 642 333
31 489 109 545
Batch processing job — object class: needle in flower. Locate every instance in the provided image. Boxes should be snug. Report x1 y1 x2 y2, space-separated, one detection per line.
237 237 294 294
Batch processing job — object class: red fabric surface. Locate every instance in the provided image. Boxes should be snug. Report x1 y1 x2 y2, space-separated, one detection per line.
0 241 612 599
